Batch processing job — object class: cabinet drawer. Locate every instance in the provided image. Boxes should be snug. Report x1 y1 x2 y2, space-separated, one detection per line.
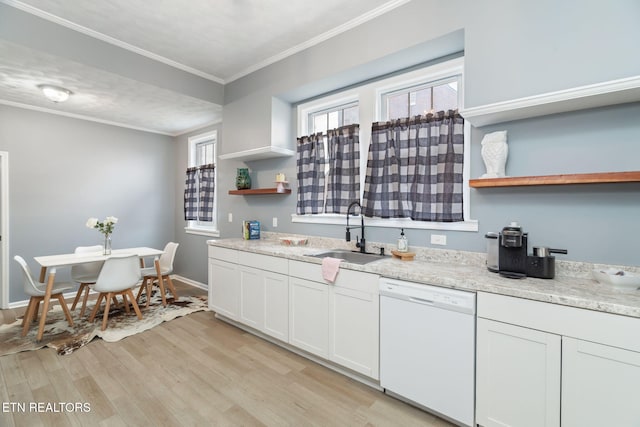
289 260 378 293
208 246 238 264
244 252 288 274
478 292 640 353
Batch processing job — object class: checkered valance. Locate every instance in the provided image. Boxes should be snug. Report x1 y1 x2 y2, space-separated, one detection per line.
296 133 326 214
362 111 464 222
326 124 360 214
184 164 215 222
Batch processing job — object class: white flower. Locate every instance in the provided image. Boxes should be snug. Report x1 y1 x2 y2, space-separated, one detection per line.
105 216 118 224
86 217 98 228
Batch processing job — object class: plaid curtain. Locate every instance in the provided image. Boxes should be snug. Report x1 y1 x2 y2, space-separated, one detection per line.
326 124 360 214
184 167 198 221
362 110 464 222
296 133 327 214
198 164 215 222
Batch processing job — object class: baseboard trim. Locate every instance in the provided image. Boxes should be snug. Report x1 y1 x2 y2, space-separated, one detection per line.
171 275 207 291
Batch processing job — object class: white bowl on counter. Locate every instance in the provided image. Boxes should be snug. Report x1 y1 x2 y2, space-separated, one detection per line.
592 269 640 290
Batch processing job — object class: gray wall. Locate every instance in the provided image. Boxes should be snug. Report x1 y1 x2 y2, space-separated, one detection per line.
172 123 222 285
0 105 175 303
214 0 640 271
3 1 639 303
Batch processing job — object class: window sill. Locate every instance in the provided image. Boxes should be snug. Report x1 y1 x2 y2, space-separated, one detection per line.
184 227 220 237
291 214 478 232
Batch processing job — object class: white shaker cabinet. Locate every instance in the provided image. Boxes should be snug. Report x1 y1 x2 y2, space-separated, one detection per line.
208 247 240 320
208 246 288 341
476 292 640 427
288 260 380 379
289 277 330 358
562 337 640 427
476 318 561 427
330 284 379 379
239 252 289 342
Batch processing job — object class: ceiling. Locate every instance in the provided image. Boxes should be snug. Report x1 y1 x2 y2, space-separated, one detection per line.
0 0 409 135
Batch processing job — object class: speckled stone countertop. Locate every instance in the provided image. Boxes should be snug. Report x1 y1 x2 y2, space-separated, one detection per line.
207 233 640 319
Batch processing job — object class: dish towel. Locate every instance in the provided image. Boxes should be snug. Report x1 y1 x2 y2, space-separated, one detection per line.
321 257 343 283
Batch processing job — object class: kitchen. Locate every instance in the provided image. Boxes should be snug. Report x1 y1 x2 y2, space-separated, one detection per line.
1 0 640 426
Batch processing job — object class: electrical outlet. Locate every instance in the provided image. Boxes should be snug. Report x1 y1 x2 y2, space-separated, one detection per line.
431 234 447 246
228 213 233 222
272 217 278 227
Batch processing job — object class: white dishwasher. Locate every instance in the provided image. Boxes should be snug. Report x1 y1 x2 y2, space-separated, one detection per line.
379 278 476 427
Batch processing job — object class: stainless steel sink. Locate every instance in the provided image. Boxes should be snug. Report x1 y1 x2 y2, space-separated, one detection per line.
307 249 385 265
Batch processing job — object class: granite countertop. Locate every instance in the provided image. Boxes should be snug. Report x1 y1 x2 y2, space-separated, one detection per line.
207 234 640 319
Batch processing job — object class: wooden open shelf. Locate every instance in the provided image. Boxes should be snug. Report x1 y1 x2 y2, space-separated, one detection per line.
469 171 640 188
228 188 292 195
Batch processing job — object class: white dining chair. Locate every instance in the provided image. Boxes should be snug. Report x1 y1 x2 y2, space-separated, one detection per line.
136 242 179 307
14 255 74 338
88 255 143 331
70 245 104 317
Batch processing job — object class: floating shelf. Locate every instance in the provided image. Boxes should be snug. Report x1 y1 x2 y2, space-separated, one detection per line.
460 75 640 127
219 146 295 161
228 188 292 195
469 171 640 188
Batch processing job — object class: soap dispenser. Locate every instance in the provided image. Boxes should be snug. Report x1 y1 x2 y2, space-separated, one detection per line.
397 228 408 252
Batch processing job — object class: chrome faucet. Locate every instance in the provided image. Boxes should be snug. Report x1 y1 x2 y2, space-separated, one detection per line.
346 201 366 253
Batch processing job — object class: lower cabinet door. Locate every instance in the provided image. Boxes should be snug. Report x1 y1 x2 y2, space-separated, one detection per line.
329 285 379 379
476 318 561 427
263 271 288 342
208 258 239 320
562 337 640 427
289 277 329 358
239 266 264 330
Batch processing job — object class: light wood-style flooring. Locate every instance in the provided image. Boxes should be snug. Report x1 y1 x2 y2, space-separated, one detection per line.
0 282 453 426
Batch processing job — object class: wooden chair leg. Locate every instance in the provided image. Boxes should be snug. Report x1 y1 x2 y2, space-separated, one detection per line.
21 297 37 337
144 280 153 307
121 292 130 314
157 277 167 307
56 294 74 327
135 277 146 303
165 275 179 302
33 299 41 322
126 290 143 320
88 293 105 322
80 287 91 317
71 283 87 311
101 292 113 331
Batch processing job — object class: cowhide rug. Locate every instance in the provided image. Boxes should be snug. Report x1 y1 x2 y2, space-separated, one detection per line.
0 291 208 356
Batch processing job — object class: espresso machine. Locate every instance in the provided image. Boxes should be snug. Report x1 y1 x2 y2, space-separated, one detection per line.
498 222 528 278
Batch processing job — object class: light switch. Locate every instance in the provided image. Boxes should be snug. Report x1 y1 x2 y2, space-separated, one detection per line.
272 217 278 227
228 213 233 222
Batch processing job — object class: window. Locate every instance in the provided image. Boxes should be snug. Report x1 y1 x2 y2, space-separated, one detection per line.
297 99 360 214
185 130 219 237
382 78 459 120
308 101 359 134
294 57 476 231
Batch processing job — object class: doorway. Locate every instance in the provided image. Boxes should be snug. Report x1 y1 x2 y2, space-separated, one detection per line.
0 151 8 308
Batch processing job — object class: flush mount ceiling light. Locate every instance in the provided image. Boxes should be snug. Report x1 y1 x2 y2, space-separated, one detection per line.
37 84 73 103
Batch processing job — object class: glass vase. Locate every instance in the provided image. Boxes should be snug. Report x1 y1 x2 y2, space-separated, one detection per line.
103 234 112 255
235 168 252 190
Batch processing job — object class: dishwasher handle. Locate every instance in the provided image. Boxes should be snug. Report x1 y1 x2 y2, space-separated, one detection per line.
409 296 434 305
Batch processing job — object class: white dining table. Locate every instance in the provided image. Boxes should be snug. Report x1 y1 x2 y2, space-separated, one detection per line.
32 247 164 341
